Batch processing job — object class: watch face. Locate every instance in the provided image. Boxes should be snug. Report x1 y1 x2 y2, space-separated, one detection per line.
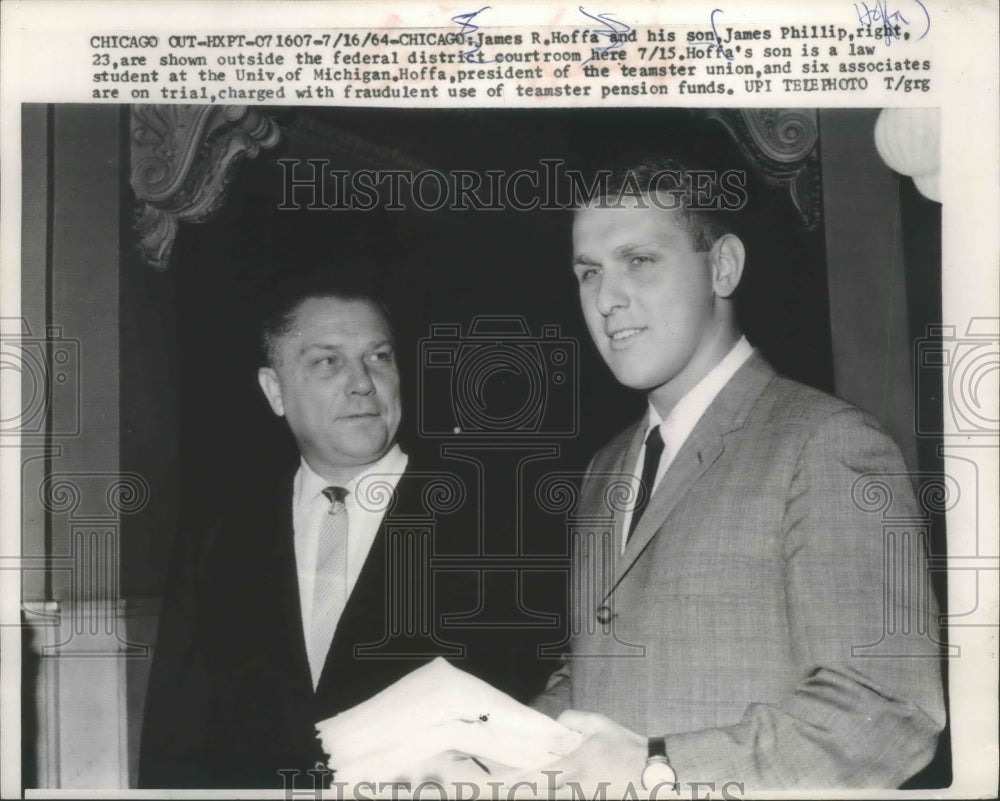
641 760 677 791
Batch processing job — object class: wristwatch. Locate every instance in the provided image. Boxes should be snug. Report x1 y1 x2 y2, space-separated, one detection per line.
641 736 677 791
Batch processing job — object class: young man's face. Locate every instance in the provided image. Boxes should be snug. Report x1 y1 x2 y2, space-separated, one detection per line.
572 197 734 411
257 296 401 483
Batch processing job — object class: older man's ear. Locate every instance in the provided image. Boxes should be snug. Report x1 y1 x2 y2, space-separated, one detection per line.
258 367 285 417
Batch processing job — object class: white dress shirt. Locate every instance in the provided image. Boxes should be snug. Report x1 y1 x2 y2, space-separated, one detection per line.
292 444 408 646
620 336 754 552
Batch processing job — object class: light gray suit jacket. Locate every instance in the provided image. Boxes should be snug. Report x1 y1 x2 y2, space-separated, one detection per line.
536 352 945 788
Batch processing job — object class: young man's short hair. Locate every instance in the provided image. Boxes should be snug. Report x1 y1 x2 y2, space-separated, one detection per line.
587 156 744 252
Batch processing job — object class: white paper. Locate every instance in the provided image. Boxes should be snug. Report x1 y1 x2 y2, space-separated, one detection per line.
315 658 582 783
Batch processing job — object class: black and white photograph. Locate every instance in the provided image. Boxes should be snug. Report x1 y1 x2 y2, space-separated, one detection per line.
1 2 997 799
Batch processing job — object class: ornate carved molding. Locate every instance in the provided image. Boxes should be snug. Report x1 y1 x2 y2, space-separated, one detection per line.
130 105 281 269
697 108 822 230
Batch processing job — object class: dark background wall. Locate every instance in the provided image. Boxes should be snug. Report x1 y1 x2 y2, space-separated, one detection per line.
155 106 833 595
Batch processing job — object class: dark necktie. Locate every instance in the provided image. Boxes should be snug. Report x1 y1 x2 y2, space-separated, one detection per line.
628 427 665 540
309 486 349 689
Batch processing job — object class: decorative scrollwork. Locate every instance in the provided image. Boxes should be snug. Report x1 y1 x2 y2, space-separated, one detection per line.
106 473 152 515
853 471 958 520
916 475 959 515
355 475 399 514
39 475 83 515
603 477 639 515
130 105 281 269
851 476 894 514
40 471 153 519
744 109 818 163
696 108 822 230
534 474 582 514
421 474 466 515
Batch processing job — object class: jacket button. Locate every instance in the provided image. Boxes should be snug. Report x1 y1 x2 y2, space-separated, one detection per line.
595 605 613 625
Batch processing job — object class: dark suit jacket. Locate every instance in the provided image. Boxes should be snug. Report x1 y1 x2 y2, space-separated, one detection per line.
536 352 946 788
140 457 551 788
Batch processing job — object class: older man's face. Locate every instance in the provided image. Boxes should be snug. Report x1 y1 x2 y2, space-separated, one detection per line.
258 297 401 483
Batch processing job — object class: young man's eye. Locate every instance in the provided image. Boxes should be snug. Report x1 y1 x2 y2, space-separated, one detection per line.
629 255 653 266
578 267 599 283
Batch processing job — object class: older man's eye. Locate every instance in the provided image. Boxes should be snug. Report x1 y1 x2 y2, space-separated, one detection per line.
629 255 653 266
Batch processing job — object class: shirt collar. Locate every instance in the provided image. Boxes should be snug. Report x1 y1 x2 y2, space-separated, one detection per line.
645 336 754 444
297 443 407 509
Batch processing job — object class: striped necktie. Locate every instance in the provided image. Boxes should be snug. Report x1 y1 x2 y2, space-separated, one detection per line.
309 486 348 689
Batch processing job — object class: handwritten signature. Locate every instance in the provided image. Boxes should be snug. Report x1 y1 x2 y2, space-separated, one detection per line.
452 6 495 62
579 6 632 64
709 8 735 61
854 0 930 46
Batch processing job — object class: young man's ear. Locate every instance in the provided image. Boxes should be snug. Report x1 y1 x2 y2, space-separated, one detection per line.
710 234 746 299
257 367 285 417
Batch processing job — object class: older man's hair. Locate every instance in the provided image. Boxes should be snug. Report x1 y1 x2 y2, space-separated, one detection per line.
588 156 741 252
258 269 392 368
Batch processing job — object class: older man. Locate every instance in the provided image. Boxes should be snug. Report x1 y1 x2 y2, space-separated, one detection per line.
140 271 547 788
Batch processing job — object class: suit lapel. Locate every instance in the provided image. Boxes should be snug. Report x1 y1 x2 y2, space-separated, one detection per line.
611 422 646 545
605 352 776 596
611 425 724 590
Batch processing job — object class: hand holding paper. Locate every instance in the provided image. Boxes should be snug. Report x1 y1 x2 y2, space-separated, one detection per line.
314 657 583 784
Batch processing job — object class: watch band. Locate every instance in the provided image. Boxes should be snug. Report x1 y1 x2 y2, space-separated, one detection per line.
648 736 668 760
641 736 677 791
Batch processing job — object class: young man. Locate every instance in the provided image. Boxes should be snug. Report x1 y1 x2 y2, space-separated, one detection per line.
533 159 945 791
